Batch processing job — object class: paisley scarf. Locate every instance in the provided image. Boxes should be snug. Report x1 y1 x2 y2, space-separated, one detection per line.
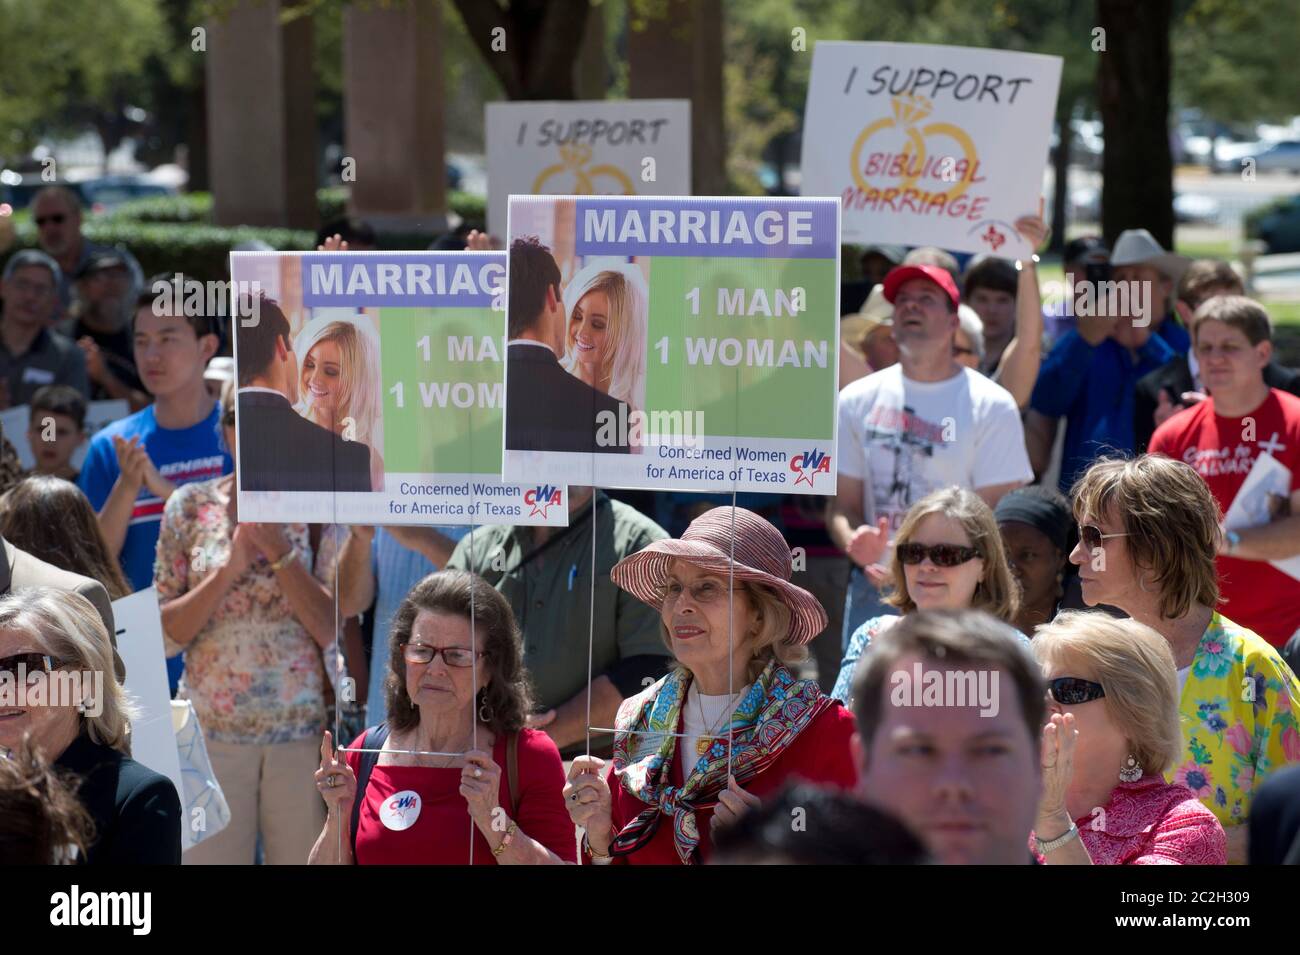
609 659 833 864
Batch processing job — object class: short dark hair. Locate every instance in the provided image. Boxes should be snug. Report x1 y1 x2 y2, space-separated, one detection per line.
28 385 87 430
133 273 221 343
962 255 1018 299
711 784 932 865
385 570 534 736
851 610 1046 751
234 294 291 386
508 236 562 339
316 217 377 249
1178 259 1244 309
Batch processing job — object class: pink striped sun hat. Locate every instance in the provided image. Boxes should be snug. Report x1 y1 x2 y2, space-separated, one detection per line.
610 506 828 646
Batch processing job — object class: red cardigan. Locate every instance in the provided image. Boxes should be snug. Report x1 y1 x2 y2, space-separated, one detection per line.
594 702 858 865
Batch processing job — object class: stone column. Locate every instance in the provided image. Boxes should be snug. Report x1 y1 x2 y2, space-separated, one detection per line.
205 0 317 229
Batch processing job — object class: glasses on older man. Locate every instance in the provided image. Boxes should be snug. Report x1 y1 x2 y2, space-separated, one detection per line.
1048 677 1106 706
402 643 482 668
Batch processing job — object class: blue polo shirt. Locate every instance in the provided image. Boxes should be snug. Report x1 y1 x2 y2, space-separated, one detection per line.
1031 330 1179 492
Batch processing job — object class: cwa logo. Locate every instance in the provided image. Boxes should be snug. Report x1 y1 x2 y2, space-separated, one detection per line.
524 484 562 519
379 790 421 831
789 450 832 488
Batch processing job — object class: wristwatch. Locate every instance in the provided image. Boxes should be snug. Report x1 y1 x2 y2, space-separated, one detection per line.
1034 821 1080 854
1225 530 1241 555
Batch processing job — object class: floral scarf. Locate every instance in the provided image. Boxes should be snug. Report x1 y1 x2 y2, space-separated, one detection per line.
609 660 833 864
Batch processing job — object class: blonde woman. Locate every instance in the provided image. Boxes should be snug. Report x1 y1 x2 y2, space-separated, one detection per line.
832 486 1022 705
559 263 648 413
1031 612 1226 865
294 314 385 491
0 588 182 864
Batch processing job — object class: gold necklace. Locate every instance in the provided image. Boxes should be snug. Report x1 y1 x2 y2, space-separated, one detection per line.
692 686 739 757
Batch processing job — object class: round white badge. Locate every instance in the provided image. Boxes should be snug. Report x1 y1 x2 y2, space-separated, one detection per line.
379 790 422 831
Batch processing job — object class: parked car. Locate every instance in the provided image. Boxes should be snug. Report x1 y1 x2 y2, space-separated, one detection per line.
0 172 176 213
1251 141 1300 176
1251 194 1300 253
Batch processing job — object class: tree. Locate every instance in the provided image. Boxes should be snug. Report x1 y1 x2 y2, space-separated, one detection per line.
450 0 592 99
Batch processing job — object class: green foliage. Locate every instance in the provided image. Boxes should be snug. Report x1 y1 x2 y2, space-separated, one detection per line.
102 189 485 228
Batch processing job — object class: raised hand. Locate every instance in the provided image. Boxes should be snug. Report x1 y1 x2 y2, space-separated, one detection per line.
846 517 890 569
314 730 357 810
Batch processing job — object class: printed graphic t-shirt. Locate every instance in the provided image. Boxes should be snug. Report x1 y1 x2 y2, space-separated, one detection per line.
1149 389 1300 646
838 365 1033 531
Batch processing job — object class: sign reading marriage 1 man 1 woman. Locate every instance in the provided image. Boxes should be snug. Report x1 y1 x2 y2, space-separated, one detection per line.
500 194 840 496
229 250 567 527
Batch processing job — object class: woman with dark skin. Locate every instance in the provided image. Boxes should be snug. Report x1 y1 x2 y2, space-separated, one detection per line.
995 485 1073 636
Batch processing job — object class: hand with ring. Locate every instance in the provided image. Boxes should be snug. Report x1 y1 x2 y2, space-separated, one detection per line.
564 756 614 854
459 749 502 827
314 730 357 811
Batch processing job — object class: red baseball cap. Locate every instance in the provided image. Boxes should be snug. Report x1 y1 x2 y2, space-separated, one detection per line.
882 264 960 310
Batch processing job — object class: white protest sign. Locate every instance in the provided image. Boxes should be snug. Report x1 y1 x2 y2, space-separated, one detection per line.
485 99 691 237
1223 451 1300 582
0 399 129 470
111 588 185 828
801 42 1062 258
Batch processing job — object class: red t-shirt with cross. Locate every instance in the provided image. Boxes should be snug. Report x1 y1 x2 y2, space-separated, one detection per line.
1149 388 1300 646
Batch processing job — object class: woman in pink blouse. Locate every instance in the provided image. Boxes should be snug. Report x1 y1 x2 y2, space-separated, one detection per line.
154 381 337 864
1031 612 1226 865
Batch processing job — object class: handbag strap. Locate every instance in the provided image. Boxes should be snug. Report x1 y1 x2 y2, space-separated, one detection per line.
349 723 389 860
506 732 520 818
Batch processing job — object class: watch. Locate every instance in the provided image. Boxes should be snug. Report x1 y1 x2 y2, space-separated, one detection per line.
1034 821 1080 854
1225 530 1241 555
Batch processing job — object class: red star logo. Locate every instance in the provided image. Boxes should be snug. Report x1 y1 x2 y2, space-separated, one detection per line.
981 225 1005 251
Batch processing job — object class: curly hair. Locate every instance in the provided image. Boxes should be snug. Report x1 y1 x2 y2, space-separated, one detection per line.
384 571 533 735
0 736 95 863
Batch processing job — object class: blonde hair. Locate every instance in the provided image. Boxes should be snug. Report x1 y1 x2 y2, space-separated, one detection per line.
1071 456 1220 620
1032 611 1182 774
0 589 138 753
559 264 647 410
294 317 382 449
886 487 1019 622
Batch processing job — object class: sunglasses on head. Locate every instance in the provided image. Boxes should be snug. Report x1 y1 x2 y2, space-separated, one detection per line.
1078 523 1129 550
1048 677 1106 705
896 542 980 567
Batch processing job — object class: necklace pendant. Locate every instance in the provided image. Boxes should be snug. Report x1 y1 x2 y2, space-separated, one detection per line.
696 737 712 757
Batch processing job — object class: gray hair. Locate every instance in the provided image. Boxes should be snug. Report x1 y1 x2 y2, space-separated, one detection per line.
957 304 986 361
2 248 61 285
0 588 138 753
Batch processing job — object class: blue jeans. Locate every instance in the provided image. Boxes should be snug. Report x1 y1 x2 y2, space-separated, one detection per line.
842 566 893 653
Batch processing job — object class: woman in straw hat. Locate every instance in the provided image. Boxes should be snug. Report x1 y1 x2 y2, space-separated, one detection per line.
563 507 857 865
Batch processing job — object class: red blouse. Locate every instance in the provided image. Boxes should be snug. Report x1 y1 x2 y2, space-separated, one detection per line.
345 727 577 865
595 702 858 865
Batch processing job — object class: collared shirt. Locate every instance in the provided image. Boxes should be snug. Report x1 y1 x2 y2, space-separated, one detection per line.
444 493 671 746
0 326 89 404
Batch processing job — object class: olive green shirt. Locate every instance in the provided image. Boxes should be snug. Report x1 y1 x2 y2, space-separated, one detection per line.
445 493 671 745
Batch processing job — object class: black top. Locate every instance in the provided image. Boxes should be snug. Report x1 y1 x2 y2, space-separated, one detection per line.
504 342 631 454
237 389 372 492
54 731 182 865
1249 763 1300 865
72 318 144 399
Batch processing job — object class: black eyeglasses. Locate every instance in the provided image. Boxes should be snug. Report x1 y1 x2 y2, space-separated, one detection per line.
0 652 63 680
1048 677 1106 705
1078 523 1128 551
34 214 66 227
896 542 980 567
402 643 483 668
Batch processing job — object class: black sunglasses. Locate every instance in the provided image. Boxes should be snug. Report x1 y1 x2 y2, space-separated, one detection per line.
896 542 980 567
34 214 67 227
1048 677 1106 706
0 652 63 679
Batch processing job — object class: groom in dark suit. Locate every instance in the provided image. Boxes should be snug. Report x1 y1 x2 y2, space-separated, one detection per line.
235 296 371 492
505 237 630 454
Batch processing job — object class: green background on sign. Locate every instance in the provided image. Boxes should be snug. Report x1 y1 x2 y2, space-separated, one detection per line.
643 256 836 440
379 307 504 473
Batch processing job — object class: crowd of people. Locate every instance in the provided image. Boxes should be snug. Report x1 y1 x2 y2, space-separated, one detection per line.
1 186 1299 867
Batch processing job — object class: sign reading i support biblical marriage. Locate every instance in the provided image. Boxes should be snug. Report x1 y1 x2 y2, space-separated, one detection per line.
800 41 1062 259
501 195 840 495
485 99 691 238
230 251 567 527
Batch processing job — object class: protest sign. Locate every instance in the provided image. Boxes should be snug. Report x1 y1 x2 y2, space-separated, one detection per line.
485 100 691 237
230 251 567 526
801 41 1062 258
1223 452 1300 582
502 195 840 494
0 398 129 471
112 588 185 827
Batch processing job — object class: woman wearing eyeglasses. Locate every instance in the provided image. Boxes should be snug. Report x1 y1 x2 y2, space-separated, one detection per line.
563 507 857 865
1030 612 1226 864
309 571 576 865
1070 456 1300 864
832 486 1021 706
155 381 337 864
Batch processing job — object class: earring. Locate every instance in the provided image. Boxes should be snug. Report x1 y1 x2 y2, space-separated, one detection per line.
477 689 494 724
1137 573 1153 593
1119 754 1142 783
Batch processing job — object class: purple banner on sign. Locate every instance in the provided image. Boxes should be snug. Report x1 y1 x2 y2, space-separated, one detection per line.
572 196 838 259
300 253 504 308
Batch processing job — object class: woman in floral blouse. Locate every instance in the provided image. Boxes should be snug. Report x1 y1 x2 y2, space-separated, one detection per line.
1069 456 1300 863
155 382 336 864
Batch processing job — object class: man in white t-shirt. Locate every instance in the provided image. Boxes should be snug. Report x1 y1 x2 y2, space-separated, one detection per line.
826 263 1033 649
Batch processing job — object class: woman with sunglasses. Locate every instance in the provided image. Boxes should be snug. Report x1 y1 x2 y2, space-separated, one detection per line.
309 571 576 864
1031 612 1225 864
832 486 1021 705
1070 456 1300 864
155 380 336 864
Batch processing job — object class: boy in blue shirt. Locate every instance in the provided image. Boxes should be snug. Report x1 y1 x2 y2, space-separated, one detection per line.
80 285 230 692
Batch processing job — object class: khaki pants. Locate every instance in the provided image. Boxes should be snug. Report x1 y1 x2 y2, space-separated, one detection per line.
185 736 325 865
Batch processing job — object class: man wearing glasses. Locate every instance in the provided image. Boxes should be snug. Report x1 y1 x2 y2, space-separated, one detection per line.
31 186 143 315
0 249 89 408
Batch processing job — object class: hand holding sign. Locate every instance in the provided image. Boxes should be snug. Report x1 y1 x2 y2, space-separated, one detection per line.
314 730 357 811
459 749 503 826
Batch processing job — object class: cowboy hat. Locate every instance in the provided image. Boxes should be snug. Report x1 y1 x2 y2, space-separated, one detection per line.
1110 229 1191 285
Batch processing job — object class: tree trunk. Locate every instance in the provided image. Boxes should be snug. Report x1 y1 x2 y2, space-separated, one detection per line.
1096 0 1174 249
450 0 590 100
1051 106 1072 253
